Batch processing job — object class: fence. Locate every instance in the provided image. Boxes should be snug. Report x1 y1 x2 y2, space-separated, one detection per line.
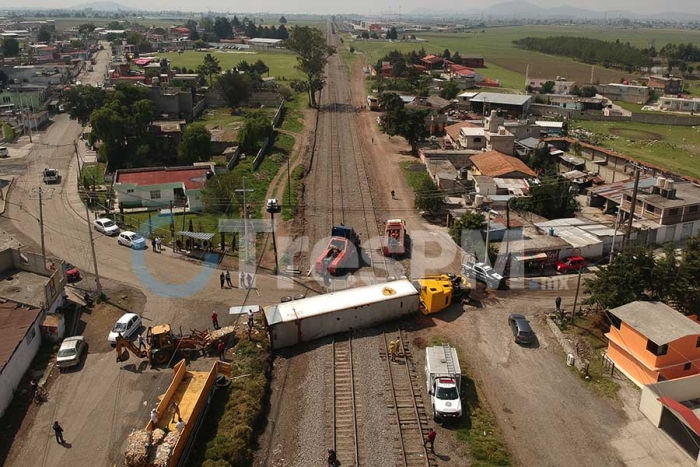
531 103 700 126
252 101 285 170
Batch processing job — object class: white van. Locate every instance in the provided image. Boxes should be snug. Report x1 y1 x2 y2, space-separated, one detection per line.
0 147 8 158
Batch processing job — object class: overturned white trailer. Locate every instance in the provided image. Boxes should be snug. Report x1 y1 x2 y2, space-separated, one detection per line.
264 279 420 349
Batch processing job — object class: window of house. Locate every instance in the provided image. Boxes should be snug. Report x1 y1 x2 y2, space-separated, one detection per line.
2 96 10 104
669 208 680 216
25 327 36 345
696 336 700 348
473 137 482 143
149 190 161 199
646 340 668 356
690 205 699 213
126 189 134 193
685 362 692 371
647 205 655 213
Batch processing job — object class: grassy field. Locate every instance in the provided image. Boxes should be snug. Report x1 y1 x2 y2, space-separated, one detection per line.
349 25 700 91
572 120 700 179
160 50 303 81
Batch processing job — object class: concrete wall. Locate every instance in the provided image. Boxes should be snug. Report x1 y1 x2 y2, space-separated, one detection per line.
640 374 700 428
0 249 13 272
0 318 42 417
115 184 177 209
187 189 203 212
8 250 66 310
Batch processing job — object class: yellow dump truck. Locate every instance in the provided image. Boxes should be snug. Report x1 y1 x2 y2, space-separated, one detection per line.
124 360 231 467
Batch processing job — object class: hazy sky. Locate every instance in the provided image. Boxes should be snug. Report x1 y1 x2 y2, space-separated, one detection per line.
7 0 700 16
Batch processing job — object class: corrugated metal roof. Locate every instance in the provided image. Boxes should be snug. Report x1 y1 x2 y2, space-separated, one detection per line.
264 279 418 325
470 92 532 106
0 300 41 372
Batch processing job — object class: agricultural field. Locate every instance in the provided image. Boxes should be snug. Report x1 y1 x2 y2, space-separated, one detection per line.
159 50 302 81
46 16 183 30
571 120 700 180
348 25 700 90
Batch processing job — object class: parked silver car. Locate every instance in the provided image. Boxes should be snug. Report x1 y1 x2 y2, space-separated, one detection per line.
56 336 87 369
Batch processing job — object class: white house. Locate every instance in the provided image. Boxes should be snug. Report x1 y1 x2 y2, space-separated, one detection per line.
114 165 215 212
0 300 43 417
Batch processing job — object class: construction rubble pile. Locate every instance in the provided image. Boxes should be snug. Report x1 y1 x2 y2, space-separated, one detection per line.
125 428 181 467
209 325 236 341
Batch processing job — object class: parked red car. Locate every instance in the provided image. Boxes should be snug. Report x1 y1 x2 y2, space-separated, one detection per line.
555 256 586 273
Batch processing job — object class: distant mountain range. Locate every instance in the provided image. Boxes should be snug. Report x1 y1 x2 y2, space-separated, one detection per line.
410 1 700 22
68 1 138 11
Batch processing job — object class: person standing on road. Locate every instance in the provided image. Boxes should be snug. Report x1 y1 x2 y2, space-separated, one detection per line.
391 190 395 199
555 296 562 313
211 311 219 330
150 408 158 426
225 270 233 287
156 236 162 251
138 334 146 351
219 272 225 289
52 421 65 444
151 237 157 252
246 273 253 289
217 341 226 361
239 272 245 287
424 428 436 452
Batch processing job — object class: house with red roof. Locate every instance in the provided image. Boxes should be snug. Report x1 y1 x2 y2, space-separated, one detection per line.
421 54 444 71
113 164 215 212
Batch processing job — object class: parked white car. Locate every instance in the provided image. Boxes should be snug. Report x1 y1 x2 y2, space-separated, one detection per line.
56 336 87 369
118 231 146 249
93 218 120 236
108 313 142 345
0 147 8 158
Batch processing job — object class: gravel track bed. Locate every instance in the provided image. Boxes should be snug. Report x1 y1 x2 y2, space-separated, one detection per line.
352 331 396 467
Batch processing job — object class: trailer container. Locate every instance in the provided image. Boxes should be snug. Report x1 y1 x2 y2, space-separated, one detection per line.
264 279 420 349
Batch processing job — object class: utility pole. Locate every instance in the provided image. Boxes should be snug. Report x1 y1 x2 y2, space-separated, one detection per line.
266 199 281 274
622 163 643 250
571 267 583 325
484 208 492 265
235 177 254 264
84 197 102 296
609 194 623 265
38 188 46 261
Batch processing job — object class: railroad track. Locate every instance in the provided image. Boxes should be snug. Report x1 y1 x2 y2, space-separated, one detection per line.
383 331 436 467
332 336 362 466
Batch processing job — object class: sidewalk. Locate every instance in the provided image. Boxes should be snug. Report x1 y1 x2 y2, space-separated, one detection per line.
0 176 14 215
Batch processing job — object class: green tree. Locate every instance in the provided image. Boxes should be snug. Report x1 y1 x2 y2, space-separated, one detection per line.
202 170 242 214
279 15 287 24
277 24 289 40
540 80 555 94
78 23 96 34
511 177 580 219
213 17 233 40
238 111 272 153
37 25 53 42
197 53 222 85
245 21 258 38
2 38 20 57
414 177 442 214
527 145 557 176
440 81 461 100
285 26 335 108
199 17 214 32
673 233 700 316
442 48 451 59
361 31 369 39
215 71 252 111
449 211 485 244
178 123 212 164
392 59 406 77
64 85 107 125
393 109 429 155
387 27 398 40
587 246 656 309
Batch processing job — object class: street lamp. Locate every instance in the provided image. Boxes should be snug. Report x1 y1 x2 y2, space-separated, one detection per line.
266 198 281 274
